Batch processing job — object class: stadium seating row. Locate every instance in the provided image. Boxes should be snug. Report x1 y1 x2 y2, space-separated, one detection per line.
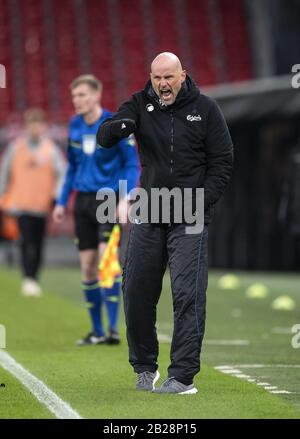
0 0 253 121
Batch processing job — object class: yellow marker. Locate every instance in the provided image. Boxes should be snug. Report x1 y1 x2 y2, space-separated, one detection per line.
98 224 122 288
272 295 296 311
218 274 240 290
246 283 269 299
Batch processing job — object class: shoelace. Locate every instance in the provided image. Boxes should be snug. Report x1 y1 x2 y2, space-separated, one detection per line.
162 377 176 388
137 372 153 386
161 377 191 392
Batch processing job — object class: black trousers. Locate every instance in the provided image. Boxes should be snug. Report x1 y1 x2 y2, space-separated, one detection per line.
122 222 208 385
17 215 47 280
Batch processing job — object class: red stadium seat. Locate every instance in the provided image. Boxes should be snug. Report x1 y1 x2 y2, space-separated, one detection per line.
0 0 253 122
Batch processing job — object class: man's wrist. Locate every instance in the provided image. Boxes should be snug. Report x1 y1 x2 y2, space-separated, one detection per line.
119 193 131 202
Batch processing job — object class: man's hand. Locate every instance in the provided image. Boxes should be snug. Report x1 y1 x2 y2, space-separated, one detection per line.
116 197 130 225
52 205 66 223
110 119 136 139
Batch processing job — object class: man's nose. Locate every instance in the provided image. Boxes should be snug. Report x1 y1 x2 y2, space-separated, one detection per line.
160 79 167 88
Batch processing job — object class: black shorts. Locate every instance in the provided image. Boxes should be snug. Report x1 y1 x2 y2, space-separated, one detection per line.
74 192 118 251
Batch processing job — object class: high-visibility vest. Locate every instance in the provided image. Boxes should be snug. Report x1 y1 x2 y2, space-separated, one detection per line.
4 137 56 214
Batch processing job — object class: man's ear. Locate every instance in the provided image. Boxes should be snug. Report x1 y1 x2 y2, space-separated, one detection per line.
96 90 102 103
181 69 187 83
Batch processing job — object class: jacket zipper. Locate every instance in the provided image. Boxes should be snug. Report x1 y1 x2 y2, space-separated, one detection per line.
170 109 174 174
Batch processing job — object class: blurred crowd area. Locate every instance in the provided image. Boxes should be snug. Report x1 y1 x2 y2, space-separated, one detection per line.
1 0 300 124
0 118 67 150
0 0 253 123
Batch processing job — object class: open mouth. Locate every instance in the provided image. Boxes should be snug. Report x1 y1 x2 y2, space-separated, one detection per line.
160 89 172 99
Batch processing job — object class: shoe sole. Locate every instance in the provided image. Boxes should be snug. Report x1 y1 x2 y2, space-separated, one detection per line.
76 339 107 346
21 291 42 297
178 387 198 395
153 385 198 395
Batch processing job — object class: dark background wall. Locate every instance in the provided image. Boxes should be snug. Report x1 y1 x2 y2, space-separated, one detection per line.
209 117 300 270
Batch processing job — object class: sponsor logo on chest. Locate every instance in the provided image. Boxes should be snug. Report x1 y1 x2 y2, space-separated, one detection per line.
187 114 202 122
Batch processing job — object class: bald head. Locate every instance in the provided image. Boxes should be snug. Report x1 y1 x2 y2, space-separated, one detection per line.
151 52 183 74
150 52 186 106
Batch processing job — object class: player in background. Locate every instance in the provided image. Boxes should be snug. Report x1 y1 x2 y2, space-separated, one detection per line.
53 75 140 346
0 108 65 296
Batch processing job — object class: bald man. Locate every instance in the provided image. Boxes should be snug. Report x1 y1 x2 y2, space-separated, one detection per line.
97 52 233 394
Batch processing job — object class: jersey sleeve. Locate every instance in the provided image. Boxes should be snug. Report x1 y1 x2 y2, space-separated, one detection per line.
55 122 80 207
118 135 140 196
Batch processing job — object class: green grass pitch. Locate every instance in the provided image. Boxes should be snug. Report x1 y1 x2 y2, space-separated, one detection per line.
0 266 300 418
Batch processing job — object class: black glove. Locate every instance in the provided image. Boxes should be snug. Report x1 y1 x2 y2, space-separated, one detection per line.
110 118 136 138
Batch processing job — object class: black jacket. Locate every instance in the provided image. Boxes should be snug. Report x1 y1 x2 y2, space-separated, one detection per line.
97 75 233 224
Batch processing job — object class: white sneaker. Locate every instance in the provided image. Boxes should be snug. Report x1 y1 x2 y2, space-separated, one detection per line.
21 278 42 297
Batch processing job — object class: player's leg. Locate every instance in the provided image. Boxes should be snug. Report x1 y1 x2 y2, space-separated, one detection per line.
165 223 208 388
122 223 168 375
29 215 47 280
74 193 105 345
17 214 43 296
80 248 99 281
98 224 122 344
17 214 31 279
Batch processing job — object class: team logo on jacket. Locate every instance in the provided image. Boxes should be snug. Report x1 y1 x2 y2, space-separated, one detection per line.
187 114 202 121
83 134 96 154
146 103 154 112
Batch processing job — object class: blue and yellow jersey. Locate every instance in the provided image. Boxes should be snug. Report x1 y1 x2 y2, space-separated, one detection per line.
57 109 140 206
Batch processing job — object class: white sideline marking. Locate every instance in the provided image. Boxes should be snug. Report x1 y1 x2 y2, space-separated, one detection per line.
270 390 292 394
204 339 250 346
157 333 250 346
271 327 292 334
157 333 172 343
218 364 300 369
221 369 242 374
215 364 294 396
0 350 82 419
234 374 251 379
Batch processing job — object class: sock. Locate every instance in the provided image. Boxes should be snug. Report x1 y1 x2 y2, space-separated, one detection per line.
82 280 105 337
102 275 121 332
